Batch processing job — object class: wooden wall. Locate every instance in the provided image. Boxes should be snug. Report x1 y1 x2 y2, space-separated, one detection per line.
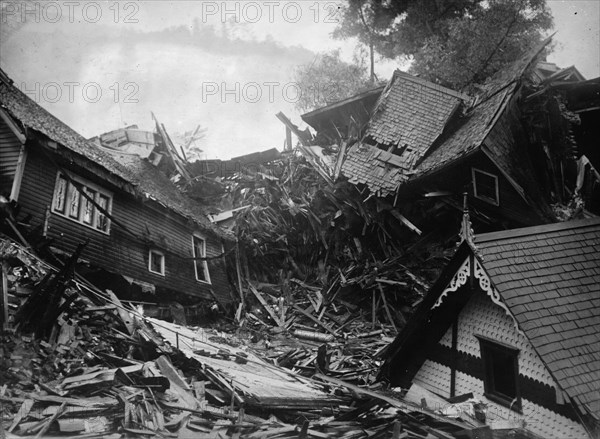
467 154 543 227
0 118 21 197
17 146 233 304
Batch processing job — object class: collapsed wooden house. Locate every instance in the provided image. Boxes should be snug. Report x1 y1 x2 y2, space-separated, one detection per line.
298 38 600 233
0 68 234 317
379 216 600 439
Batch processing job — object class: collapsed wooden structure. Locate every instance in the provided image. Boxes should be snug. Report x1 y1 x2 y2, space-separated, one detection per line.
294 37 599 232
0 68 235 321
1 237 490 438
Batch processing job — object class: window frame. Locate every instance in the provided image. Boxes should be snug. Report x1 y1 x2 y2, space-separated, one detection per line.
192 233 211 284
51 172 113 234
477 336 522 412
148 249 165 276
472 168 500 206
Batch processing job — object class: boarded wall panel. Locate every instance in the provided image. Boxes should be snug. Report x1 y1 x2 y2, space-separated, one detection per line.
0 118 22 196
17 148 232 303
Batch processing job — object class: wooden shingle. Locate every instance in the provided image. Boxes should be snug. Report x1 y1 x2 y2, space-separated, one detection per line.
476 217 600 416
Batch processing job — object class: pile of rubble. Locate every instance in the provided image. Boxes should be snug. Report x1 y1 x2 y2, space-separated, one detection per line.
1 238 487 438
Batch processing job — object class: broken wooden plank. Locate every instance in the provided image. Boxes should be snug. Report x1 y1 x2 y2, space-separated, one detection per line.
291 304 337 336
378 284 398 333
35 402 66 438
248 283 282 326
7 399 34 433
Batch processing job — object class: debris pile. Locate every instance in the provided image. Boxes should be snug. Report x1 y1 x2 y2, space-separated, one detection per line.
1 237 486 438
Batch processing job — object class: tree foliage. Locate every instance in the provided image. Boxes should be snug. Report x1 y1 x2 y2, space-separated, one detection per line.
293 50 375 112
333 0 553 89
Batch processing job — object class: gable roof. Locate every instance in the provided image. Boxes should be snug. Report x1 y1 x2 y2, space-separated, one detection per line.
339 38 553 198
475 218 600 418
335 72 471 197
366 70 467 152
381 217 600 425
0 70 229 240
413 37 552 181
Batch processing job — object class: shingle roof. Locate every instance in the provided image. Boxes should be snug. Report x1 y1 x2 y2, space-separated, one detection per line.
106 153 232 239
415 85 514 176
476 218 600 417
340 142 406 197
366 71 466 168
340 39 552 196
0 72 229 240
339 72 468 197
0 78 132 182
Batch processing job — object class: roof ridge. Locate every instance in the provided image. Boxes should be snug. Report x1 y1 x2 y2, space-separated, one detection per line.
476 217 600 243
392 70 470 101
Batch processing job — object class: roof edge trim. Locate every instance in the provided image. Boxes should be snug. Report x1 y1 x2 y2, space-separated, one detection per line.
476 217 600 243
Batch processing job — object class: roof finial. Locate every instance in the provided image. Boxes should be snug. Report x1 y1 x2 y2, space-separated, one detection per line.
458 192 477 251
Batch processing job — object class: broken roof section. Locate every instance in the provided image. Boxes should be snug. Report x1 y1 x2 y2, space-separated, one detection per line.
0 70 229 240
337 38 554 198
338 71 469 197
301 86 384 143
365 71 468 159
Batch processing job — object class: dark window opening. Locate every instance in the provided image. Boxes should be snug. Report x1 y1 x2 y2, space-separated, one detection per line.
472 168 499 205
478 337 521 412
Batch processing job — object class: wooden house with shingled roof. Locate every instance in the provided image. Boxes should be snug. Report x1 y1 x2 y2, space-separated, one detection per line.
379 216 600 439
300 36 600 232
0 68 235 316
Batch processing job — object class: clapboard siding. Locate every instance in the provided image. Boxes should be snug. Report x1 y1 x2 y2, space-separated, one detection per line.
18 148 232 303
0 118 22 196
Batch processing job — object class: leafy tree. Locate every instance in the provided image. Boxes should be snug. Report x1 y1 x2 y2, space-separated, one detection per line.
333 0 553 89
293 50 375 112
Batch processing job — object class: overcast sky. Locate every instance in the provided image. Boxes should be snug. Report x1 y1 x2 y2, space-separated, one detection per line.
1 1 598 159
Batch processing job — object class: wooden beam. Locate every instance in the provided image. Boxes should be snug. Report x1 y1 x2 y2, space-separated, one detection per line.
248 283 282 326
1 262 8 329
291 304 337 336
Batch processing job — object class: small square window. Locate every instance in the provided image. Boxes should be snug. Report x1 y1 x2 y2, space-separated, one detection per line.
148 250 165 276
192 235 211 284
478 337 521 412
472 168 499 206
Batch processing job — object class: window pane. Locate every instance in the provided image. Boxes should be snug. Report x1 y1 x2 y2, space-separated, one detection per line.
68 184 81 219
82 188 96 225
474 170 498 202
96 194 109 232
149 251 164 274
193 236 207 281
54 176 68 213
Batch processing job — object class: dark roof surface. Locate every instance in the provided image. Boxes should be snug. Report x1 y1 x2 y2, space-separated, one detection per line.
339 39 553 196
107 153 231 239
0 72 227 239
476 218 600 417
366 71 466 152
339 72 469 197
341 142 405 197
301 86 384 125
415 85 513 176
0 77 132 181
